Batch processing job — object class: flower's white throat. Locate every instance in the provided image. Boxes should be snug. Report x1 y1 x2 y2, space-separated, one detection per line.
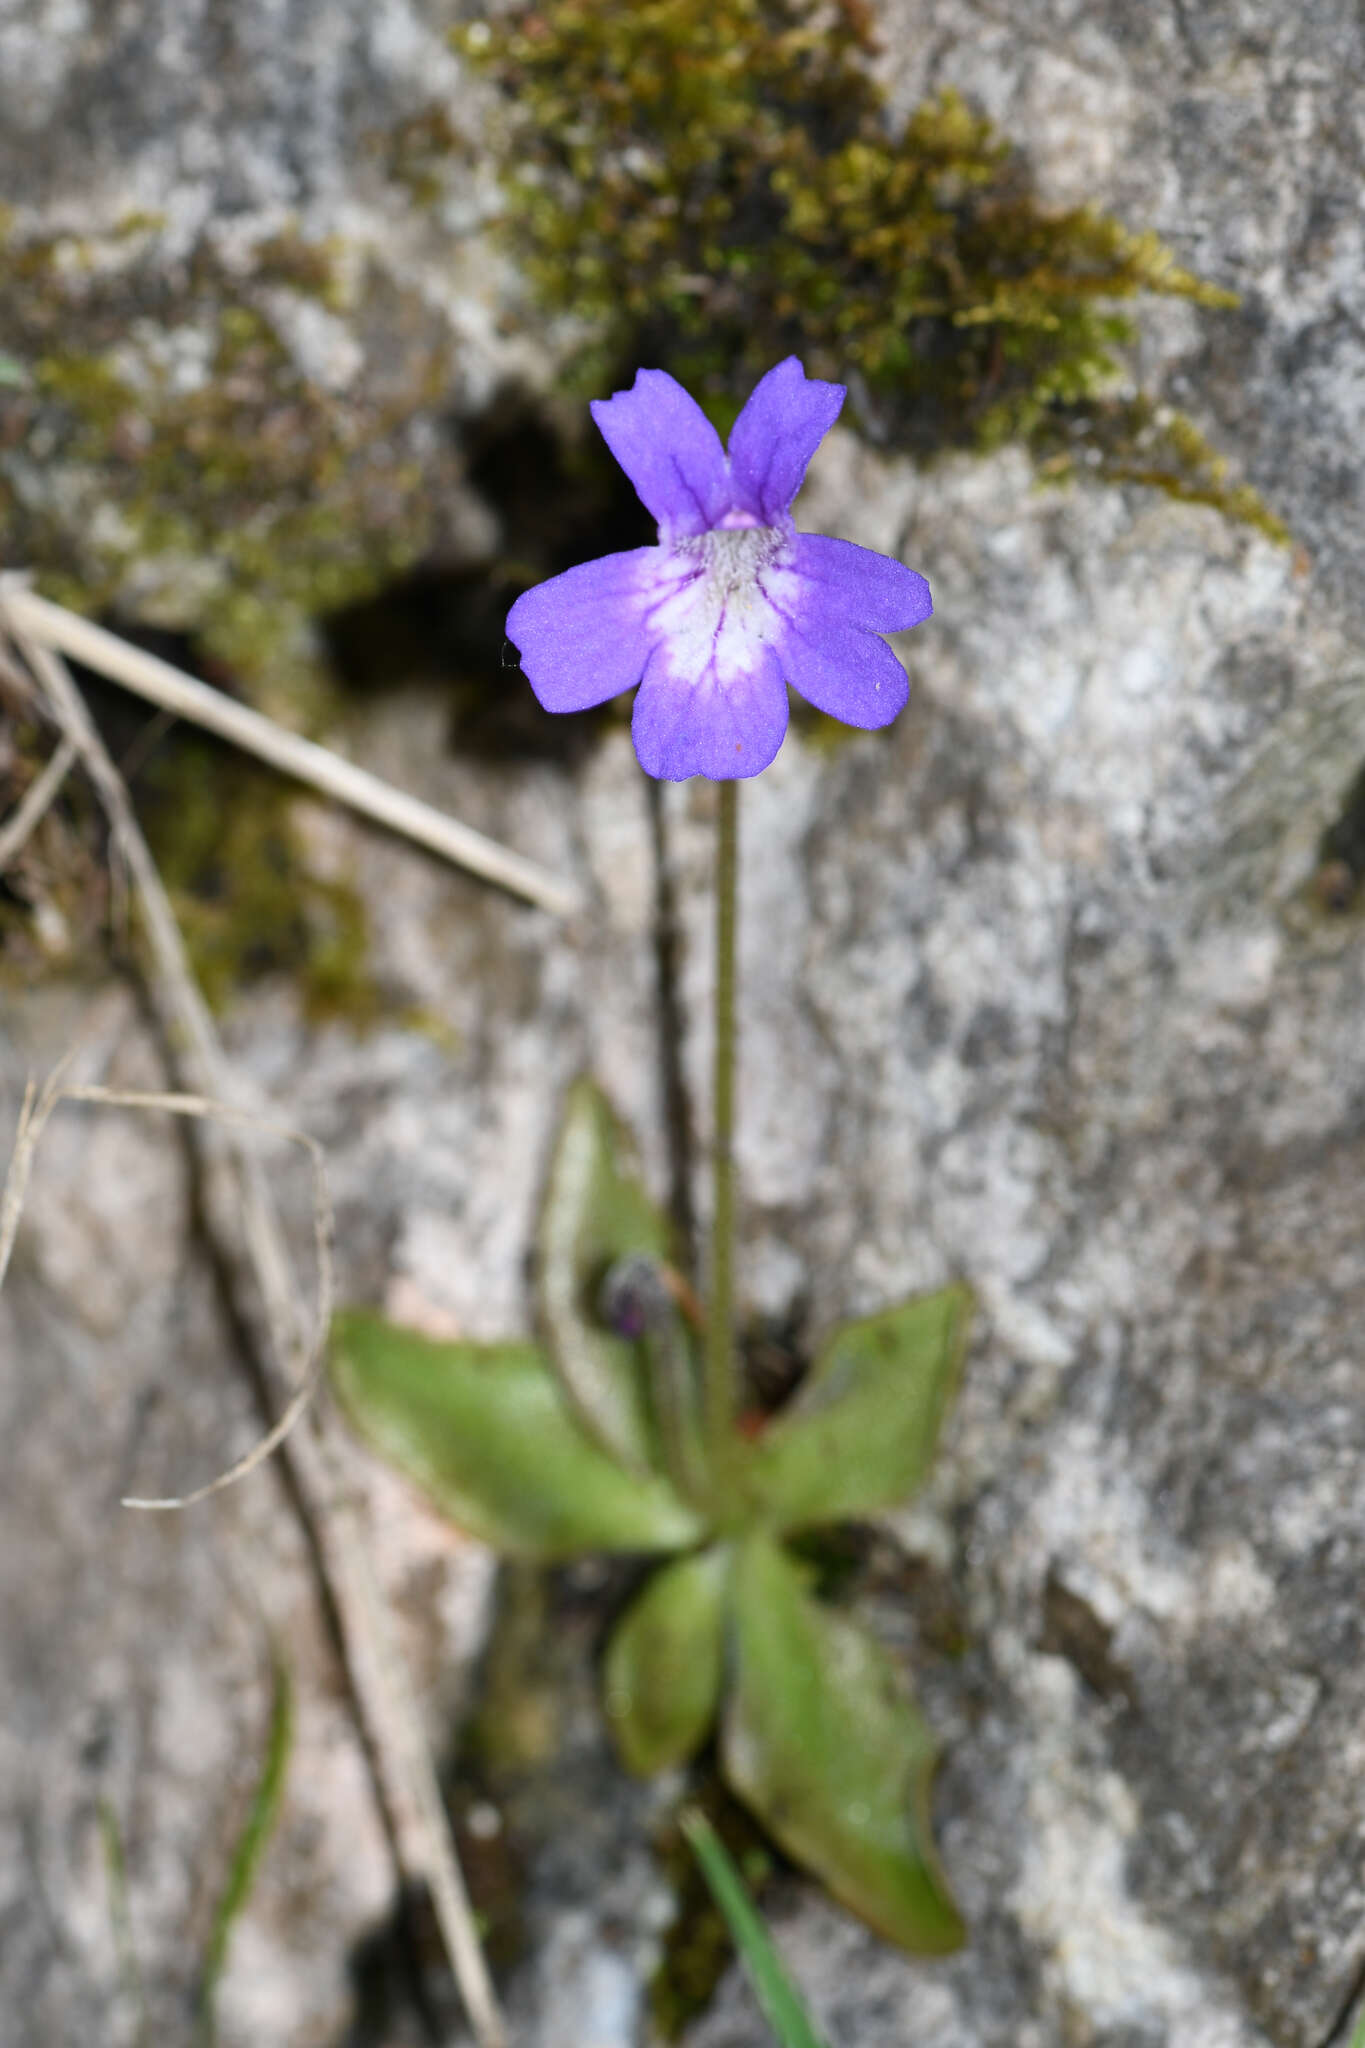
675 524 785 614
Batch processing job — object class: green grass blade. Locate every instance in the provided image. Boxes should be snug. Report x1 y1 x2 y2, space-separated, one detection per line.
679 1807 831 2048
197 1648 295 2044
98 1800 149 2048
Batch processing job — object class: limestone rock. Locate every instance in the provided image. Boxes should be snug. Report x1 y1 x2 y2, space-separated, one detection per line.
3 1 1365 2045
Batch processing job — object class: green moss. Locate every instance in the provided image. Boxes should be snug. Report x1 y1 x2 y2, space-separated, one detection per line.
1030 393 1289 540
250 229 351 311
459 0 1286 541
377 104 476 209
0 221 450 703
135 730 383 1023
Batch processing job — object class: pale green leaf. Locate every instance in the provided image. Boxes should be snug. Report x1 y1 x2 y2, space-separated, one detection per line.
331 1310 702 1559
723 1535 964 1955
603 1547 728 1776
745 1284 970 1530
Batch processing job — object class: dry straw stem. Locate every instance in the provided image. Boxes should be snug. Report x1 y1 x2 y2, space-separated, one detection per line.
0 605 509 2048
0 731 77 871
1 579 581 918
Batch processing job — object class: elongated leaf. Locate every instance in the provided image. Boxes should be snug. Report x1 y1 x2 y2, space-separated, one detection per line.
604 1548 728 1776
331 1310 702 1559
538 1078 670 1472
745 1284 970 1530
197 1647 294 2044
680 1808 831 2048
722 1535 964 1955
97 1802 148 2045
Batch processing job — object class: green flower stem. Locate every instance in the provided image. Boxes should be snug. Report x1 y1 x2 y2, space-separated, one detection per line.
705 779 739 1486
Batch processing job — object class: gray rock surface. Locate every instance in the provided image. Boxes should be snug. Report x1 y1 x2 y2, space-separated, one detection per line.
4 1 1365 2046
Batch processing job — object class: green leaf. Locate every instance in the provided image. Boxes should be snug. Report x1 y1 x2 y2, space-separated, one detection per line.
603 1547 728 1775
331 1310 703 1559
97 1802 148 2047
197 1647 294 2044
722 1535 964 1955
680 1807 831 2048
744 1284 970 1530
537 1077 670 1472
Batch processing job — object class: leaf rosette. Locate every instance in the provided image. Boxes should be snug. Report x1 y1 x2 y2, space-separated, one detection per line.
331 1078 970 1954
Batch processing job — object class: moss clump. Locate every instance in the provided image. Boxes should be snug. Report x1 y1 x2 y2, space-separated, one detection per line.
0 703 379 1019
378 104 477 209
134 727 381 1023
0 217 453 702
458 0 1286 541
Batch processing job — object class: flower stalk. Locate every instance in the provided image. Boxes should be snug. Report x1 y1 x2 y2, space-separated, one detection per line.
705 779 740 1487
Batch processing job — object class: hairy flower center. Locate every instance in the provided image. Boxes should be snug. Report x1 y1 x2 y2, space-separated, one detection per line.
677 524 784 611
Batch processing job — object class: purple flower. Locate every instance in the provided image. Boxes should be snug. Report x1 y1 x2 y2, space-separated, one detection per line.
506 357 932 781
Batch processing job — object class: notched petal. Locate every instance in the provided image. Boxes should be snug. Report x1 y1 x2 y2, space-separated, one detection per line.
727 356 845 524
591 369 732 537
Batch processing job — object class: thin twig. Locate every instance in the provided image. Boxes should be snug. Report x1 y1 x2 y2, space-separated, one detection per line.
0 1078 335 1509
0 578 580 917
0 732 77 872
0 1070 53 1293
0 617 509 2048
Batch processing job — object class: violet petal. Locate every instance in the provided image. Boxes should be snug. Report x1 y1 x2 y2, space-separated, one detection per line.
727 357 845 524
591 370 732 537
780 533 932 633
632 640 789 781
770 602 911 730
507 547 665 712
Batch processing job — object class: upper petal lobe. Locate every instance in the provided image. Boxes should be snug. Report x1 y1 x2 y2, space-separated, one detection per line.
591 370 732 537
507 546 665 713
727 357 845 525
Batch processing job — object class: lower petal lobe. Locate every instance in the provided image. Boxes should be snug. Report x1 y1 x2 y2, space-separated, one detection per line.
507 547 660 712
771 602 911 731
632 640 789 781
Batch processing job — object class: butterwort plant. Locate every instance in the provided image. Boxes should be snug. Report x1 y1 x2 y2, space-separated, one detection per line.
332 359 970 1957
